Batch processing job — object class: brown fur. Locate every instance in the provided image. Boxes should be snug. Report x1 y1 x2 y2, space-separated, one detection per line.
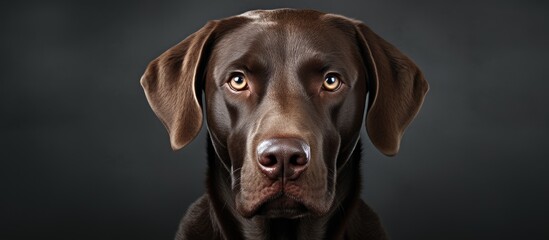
141 9 428 240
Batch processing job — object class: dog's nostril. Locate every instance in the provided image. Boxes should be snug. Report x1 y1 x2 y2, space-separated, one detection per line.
289 154 308 166
259 154 278 167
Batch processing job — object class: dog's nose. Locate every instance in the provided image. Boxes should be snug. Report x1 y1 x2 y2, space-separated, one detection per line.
257 138 310 180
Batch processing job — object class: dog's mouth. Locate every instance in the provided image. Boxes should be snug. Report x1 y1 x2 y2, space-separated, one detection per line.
256 193 309 219
236 178 334 219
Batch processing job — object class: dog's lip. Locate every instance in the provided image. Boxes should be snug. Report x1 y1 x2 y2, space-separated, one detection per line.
255 193 309 219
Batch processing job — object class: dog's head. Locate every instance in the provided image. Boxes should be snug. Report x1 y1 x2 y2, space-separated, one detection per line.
141 9 428 219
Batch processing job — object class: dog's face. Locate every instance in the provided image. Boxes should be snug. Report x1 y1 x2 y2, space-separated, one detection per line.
205 12 366 218
141 9 428 219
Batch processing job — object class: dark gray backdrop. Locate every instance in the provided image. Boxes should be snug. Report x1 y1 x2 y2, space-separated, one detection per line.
2 0 548 239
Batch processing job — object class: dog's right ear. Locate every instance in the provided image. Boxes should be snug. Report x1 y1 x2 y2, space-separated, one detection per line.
354 22 429 156
140 21 218 150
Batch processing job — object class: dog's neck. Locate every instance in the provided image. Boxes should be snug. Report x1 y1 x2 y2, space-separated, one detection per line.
206 137 363 240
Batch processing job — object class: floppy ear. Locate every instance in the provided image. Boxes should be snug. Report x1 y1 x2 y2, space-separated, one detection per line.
141 21 218 150
355 23 429 156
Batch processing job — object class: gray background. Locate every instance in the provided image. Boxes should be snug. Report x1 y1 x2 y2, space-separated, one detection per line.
1 0 548 239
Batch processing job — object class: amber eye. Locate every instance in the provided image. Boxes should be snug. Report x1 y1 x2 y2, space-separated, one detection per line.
323 74 341 91
229 74 248 91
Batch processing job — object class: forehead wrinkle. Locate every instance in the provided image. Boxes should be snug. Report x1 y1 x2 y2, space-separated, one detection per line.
288 24 361 82
212 23 281 83
284 27 353 76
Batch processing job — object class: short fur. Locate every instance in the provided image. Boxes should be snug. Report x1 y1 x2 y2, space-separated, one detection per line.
141 9 428 240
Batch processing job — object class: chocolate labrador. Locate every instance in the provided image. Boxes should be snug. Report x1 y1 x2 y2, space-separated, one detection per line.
141 9 428 240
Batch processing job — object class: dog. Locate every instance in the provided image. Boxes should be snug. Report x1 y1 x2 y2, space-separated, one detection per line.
141 9 428 240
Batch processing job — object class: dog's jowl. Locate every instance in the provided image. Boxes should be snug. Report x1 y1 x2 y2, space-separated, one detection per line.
141 9 428 240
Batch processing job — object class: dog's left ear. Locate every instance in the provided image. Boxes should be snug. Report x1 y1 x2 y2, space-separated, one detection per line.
355 23 429 156
141 21 218 150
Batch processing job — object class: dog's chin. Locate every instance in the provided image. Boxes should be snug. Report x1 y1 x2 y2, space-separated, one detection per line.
256 195 309 219
238 194 312 219
236 187 335 219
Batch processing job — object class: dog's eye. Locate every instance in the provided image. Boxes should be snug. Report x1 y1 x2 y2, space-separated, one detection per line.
323 75 341 91
229 74 248 91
